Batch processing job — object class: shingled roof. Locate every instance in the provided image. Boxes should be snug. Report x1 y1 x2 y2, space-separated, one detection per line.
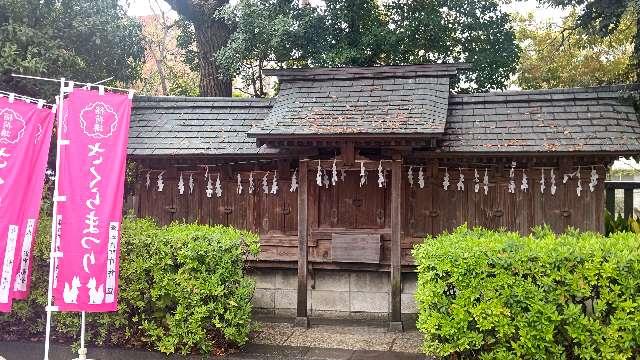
441 85 640 153
248 64 470 137
129 96 275 156
127 65 640 157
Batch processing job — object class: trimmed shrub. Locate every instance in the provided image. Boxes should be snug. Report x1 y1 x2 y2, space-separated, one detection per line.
413 225 640 359
0 216 260 355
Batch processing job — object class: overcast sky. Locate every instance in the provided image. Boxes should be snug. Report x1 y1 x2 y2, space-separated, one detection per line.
124 0 565 23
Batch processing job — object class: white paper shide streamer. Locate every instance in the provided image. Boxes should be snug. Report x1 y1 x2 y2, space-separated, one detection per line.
237 173 243 194
589 168 598 192
178 172 185 195
378 161 384 188
442 168 450 190
206 174 213 198
215 174 222 197
407 166 414 188
483 169 489 195
331 159 338 186
359 161 367 187
520 169 528 192
263 172 269 193
249 171 255 194
322 168 329 188
145 171 151 189
316 161 322 187
540 169 546 194
576 168 582 197
456 169 464 191
508 162 516 193
473 169 480 193
189 173 194 194
418 167 425 189
271 171 278 194
290 169 298 192
157 171 165 192
550 169 557 195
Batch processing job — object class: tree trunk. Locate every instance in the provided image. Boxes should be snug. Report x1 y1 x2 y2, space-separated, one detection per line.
194 18 232 97
166 0 232 97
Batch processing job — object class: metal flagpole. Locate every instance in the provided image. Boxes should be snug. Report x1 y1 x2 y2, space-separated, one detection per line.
43 78 69 360
14 73 130 360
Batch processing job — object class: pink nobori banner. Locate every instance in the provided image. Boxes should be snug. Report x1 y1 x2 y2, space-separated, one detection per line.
0 97 53 312
53 89 131 312
11 106 55 300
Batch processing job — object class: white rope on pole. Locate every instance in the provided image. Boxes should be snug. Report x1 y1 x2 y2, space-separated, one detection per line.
12 74 135 96
43 78 68 360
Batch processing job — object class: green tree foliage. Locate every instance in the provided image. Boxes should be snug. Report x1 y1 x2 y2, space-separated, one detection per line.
515 11 635 89
217 0 520 95
413 225 640 359
0 0 144 98
539 0 640 81
0 216 260 354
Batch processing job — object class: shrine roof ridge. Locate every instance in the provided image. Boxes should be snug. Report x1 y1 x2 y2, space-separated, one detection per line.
262 63 471 81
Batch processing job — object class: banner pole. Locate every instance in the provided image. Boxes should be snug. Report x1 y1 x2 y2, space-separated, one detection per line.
43 78 67 360
75 311 88 360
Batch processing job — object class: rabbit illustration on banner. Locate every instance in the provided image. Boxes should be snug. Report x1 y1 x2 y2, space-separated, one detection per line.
87 277 105 304
63 276 81 304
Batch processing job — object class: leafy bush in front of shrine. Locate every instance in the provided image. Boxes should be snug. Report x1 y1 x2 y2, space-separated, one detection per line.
0 215 260 355
413 225 640 359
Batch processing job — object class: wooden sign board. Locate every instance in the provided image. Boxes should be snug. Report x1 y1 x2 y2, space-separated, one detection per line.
331 233 381 263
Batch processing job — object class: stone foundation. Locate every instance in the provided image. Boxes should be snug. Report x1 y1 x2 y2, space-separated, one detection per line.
249 268 417 319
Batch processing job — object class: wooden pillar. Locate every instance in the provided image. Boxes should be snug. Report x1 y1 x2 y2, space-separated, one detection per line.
624 189 633 220
605 187 615 216
390 159 403 331
295 159 310 328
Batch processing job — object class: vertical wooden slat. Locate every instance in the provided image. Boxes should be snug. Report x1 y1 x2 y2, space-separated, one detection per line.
624 189 633 219
390 159 403 331
295 160 309 328
605 187 615 216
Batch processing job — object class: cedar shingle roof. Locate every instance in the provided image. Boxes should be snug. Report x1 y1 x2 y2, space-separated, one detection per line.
127 65 640 157
248 64 469 137
128 96 276 156
442 85 640 153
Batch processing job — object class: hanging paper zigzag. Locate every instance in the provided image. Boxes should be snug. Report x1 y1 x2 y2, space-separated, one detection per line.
290 169 298 192
215 174 222 197
178 172 185 195
456 169 464 191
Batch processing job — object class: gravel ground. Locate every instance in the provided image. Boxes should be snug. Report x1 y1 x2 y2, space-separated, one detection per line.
0 320 428 360
250 321 424 353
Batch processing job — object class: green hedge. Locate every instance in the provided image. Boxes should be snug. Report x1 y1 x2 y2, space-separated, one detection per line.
0 216 260 355
413 225 640 359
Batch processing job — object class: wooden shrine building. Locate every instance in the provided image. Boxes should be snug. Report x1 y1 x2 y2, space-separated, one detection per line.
128 64 640 330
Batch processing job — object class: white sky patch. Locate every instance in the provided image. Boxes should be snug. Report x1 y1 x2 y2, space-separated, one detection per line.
125 0 565 22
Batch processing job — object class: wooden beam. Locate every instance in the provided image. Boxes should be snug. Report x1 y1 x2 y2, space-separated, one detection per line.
390 159 403 331
295 159 310 328
340 142 355 166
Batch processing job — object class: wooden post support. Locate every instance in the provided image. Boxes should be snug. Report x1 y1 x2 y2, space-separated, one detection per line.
390 159 403 332
605 187 615 216
624 189 633 220
295 159 310 328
